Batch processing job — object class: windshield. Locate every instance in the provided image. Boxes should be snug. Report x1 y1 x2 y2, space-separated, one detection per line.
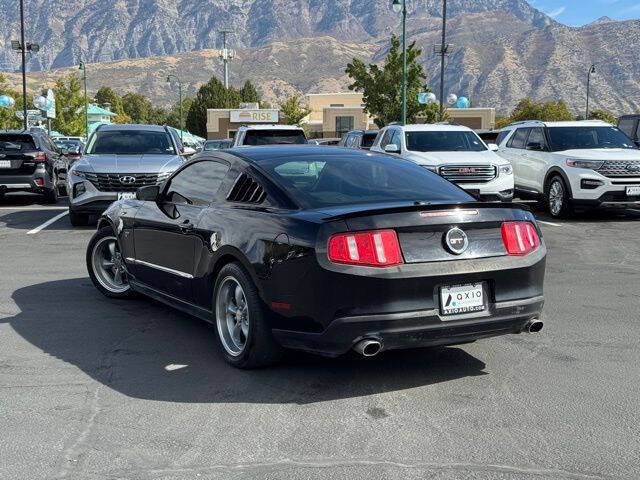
547 126 637 151
258 153 473 208
243 130 307 145
405 131 487 152
86 130 176 155
204 140 232 151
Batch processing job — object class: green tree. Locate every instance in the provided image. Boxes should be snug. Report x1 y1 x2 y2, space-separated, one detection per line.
121 92 152 124
147 105 168 125
346 34 438 127
51 74 85 136
509 98 574 123
279 94 311 125
588 109 617 124
0 74 24 130
165 96 194 130
239 81 260 104
186 76 241 137
95 86 131 123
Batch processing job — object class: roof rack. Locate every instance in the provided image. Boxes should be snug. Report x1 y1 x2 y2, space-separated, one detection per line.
507 120 545 127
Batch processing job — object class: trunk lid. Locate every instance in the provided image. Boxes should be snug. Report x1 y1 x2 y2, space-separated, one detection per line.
321 202 535 263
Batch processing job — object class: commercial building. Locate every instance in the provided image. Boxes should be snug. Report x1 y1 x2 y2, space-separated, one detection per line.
204 93 496 139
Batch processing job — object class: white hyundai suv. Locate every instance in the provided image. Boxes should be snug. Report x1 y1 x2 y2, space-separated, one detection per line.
370 124 514 201
496 120 640 217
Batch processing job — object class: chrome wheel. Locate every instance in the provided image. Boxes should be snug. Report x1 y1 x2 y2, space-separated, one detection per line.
216 276 249 356
91 236 129 294
549 180 564 216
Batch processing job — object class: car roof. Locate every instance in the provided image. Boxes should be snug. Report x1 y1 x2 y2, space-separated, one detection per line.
389 123 474 132
506 120 612 128
229 145 384 162
96 124 169 132
239 124 304 130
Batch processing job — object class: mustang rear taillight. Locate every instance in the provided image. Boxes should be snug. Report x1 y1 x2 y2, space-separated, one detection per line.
328 229 403 267
501 221 540 256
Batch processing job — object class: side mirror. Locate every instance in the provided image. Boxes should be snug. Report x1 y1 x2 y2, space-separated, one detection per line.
526 142 543 151
487 143 499 152
384 144 400 153
136 184 160 202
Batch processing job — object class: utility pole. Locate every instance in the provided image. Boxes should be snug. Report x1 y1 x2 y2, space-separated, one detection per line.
79 62 88 140
585 64 596 119
19 0 27 129
439 0 447 121
392 0 407 125
166 75 183 143
219 30 234 88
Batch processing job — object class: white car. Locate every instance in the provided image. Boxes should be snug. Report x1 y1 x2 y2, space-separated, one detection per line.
232 125 307 147
496 120 640 217
370 124 514 201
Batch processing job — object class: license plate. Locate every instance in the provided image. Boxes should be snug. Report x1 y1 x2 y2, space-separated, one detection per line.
626 186 640 196
118 192 136 200
0 160 10 168
440 283 485 316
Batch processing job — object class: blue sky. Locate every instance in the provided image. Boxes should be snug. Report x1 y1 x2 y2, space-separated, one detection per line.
529 0 640 26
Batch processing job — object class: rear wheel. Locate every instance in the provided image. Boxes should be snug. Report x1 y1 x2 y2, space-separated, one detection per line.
87 226 133 299
213 262 282 368
43 185 58 204
546 175 573 218
69 210 89 227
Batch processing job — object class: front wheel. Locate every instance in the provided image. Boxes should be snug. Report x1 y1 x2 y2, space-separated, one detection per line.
86 226 133 299
546 176 573 218
213 262 282 368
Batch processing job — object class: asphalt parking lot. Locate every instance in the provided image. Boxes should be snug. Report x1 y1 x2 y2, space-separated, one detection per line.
1 193 639 480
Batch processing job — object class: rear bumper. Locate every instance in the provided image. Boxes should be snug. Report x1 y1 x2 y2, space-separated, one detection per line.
272 295 544 357
0 169 54 193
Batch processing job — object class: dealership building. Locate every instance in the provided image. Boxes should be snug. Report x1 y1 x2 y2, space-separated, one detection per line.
205 94 496 139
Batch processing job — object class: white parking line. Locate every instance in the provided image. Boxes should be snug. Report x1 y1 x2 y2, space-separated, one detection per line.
537 220 563 227
26 211 69 235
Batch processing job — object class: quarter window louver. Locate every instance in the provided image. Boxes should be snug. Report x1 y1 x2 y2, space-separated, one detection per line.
227 173 266 204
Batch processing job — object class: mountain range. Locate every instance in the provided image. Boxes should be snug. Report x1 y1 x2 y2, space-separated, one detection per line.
1 0 639 115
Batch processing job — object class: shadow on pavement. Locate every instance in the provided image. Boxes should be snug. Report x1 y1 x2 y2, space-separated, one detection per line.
525 202 640 224
0 192 68 207
5 278 487 405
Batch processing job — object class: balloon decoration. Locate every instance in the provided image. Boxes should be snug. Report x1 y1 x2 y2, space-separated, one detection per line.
0 95 15 109
417 92 437 105
455 96 470 109
33 95 53 111
446 93 458 105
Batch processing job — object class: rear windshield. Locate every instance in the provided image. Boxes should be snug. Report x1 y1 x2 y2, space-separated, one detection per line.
406 131 486 152
243 130 307 146
86 130 175 155
258 153 474 208
547 126 637 151
0 134 36 152
361 133 377 148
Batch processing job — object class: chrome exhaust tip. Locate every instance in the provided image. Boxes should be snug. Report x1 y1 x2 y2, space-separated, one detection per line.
353 339 382 357
526 319 544 333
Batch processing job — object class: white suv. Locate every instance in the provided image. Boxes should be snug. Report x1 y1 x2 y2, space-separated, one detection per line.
232 125 307 147
496 120 640 217
370 124 514 201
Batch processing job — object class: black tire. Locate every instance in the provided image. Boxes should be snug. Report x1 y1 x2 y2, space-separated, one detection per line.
43 186 58 204
213 262 283 368
86 226 134 299
545 175 573 218
69 210 89 227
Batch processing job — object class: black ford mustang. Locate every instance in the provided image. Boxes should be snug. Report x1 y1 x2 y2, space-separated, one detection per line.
87 146 546 368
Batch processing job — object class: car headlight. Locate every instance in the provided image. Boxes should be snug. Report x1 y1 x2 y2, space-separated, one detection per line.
498 164 513 175
566 159 604 169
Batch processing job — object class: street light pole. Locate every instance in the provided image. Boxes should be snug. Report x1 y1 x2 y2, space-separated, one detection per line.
79 62 88 140
439 0 447 121
392 0 407 125
166 74 183 144
585 64 596 119
19 0 27 129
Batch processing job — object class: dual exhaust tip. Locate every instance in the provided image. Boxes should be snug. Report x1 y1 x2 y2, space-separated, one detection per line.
353 319 543 357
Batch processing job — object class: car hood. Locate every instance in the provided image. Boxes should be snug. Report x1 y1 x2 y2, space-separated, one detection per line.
404 150 506 166
72 154 183 173
554 148 640 160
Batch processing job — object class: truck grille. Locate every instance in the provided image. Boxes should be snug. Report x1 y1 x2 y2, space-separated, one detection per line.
84 173 163 192
439 165 497 184
597 161 640 178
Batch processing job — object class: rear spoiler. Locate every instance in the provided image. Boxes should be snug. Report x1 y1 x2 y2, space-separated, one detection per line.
322 201 532 222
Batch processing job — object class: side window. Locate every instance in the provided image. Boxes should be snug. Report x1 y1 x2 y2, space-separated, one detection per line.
166 161 229 206
617 118 634 137
508 128 530 149
526 128 546 149
379 129 393 148
496 130 509 145
346 135 356 148
390 130 402 148
634 120 640 141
